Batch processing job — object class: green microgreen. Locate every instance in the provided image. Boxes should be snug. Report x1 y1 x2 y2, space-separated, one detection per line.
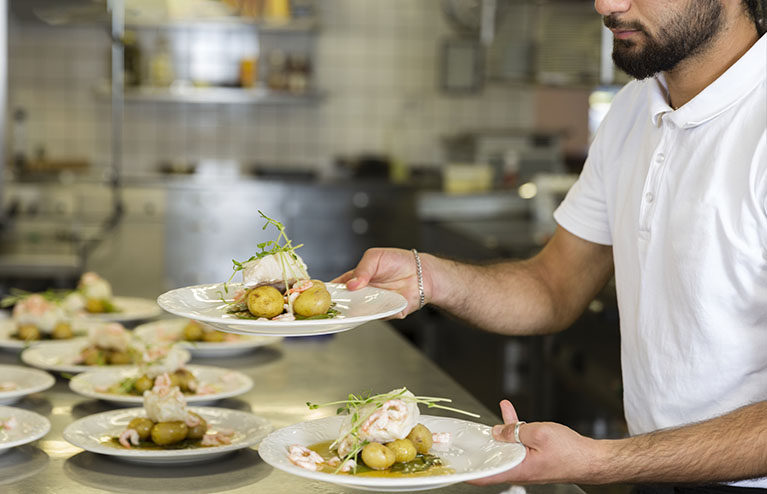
225 211 305 293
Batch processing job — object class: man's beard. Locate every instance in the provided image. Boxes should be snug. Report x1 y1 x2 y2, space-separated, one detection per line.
605 0 724 80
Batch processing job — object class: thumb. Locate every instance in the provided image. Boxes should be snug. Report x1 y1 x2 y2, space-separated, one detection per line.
499 399 519 424
492 400 521 442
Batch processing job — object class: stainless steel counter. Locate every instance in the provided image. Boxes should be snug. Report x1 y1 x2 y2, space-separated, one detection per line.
0 321 586 494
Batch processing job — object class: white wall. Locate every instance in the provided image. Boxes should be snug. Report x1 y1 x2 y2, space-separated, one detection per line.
8 0 536 179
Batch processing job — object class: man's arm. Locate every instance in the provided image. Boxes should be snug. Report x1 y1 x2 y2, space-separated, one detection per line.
474 399 767 485
336 226 614 335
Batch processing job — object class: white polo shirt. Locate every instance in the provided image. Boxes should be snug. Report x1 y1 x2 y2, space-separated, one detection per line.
554 35 767 486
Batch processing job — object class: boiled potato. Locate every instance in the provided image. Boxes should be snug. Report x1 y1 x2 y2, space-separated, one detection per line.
186 412 207 440
81 347 105 366
386 438 417 463
407 424 433 454
182 321 204 341
201 330 225 343
85 298 105 313
134 375 154 394
293 283 331 317
108 350 132 365
16 325 40 341
174 369 196 393
361 442 396 470
51 322 73 340
150 421 188 446
246 286 284 319
128 417 154 441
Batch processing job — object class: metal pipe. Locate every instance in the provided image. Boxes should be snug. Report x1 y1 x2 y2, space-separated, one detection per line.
79 0 124 261
0 0 7 227
108 0 124 227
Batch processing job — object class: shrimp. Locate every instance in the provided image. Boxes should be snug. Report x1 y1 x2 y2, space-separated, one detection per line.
360 399 409 435
201 430 234 446
431 431 452 450
327 456 357 472
119 428 140 448
185 413 201 428
1 416 18 430
195 384 217 395
287 445 325 471
288 279 314 294
153 373 172 392
432 432 451 444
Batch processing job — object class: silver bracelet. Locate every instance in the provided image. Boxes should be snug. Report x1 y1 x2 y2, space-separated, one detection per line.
411 248 425 310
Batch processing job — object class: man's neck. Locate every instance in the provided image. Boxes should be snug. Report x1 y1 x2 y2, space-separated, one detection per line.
663 16 759 109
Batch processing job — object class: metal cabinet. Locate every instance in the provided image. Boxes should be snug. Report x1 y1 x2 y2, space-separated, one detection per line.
164 181 418 289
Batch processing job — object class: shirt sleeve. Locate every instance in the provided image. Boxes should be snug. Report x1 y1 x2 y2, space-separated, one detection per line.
553 132 613 246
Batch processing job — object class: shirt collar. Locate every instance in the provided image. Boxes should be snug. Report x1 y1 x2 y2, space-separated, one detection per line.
649 33 767 129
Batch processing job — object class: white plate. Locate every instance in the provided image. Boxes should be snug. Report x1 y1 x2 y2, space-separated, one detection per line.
20 339 190 375
258 415 526 492
157 283 407 337
134 319 281 357
82 296 163 323
0 319 95 353
63 407 272 464
69 365 253 406
0 365 56 406
0 406 51 453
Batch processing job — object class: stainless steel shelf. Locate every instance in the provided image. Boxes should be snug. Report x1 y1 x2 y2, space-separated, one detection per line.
125 17 319 33
94 83 324 105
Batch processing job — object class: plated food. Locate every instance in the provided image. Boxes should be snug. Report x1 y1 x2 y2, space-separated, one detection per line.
157 212 407 337
158 282 406 337
223 213 336 322
69 365 253 406
1 273 162 333
0 365 55 405
20 331 190 375
293 388 479 475
134 319 281 357
258 389 526 492
0 406 51 453
63 380 271 464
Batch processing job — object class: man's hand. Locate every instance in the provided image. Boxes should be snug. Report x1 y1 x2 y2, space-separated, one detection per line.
333 248 424 318
470 400 599 485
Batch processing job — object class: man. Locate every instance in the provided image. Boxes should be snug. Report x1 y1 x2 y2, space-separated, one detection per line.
336 0 767 489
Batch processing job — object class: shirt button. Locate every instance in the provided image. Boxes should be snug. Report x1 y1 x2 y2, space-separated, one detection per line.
645 192 654 202
656 154 665 163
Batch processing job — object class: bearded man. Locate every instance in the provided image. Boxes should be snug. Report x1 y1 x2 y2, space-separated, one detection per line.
335 0 767 490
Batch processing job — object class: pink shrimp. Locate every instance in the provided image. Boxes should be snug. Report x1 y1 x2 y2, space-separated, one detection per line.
288 279 314 294
327 456 357 472
119 428 140 448
185 413 201 428
153 373 172 391
360 399 409 435
287 445 325 471
233 289 247 304
201 429 234 446
1 416 18 431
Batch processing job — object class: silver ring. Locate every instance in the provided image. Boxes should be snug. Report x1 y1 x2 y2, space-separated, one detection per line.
513 421 526 444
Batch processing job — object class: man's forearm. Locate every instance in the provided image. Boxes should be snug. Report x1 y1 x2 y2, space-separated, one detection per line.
422 254 564 335
419 227 614 336
595 401 767 484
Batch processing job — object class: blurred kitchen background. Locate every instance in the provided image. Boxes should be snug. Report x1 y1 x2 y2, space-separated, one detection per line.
0 0 629 458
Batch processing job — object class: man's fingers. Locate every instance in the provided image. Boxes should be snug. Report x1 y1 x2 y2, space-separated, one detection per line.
332 270 354 284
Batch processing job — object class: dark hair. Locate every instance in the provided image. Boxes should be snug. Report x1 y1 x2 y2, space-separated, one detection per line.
743 0 767 36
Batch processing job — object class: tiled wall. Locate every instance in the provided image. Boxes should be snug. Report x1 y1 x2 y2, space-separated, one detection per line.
8 0 537 179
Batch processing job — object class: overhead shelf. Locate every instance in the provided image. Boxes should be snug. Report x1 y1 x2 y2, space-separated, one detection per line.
95 83 324 105
124 17 319 33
